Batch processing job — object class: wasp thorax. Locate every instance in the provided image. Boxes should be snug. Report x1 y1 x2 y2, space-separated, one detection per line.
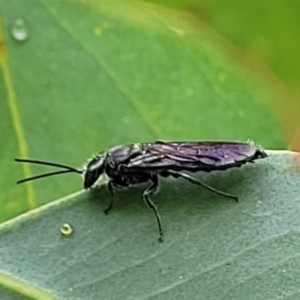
83 155 106 189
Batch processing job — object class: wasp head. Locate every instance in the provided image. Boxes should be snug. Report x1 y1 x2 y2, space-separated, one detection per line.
83 155 106 189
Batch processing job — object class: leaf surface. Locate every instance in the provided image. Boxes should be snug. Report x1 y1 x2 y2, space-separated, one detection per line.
1 151 300 299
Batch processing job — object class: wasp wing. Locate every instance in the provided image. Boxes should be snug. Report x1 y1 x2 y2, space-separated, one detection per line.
125 141 267 172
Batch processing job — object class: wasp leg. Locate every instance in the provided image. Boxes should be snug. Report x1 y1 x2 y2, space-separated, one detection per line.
104 181 115 214
143 175 164 242
166 170 238 202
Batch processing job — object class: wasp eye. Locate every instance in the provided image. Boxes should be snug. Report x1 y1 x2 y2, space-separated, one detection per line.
84 156 105 188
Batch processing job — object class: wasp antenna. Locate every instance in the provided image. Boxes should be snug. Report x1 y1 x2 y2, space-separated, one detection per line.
15 158 82 184
14 158 81 173
16 169 79 184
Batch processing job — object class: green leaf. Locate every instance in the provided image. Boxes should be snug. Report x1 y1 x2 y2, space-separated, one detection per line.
0 0 285 222
1 151 300 299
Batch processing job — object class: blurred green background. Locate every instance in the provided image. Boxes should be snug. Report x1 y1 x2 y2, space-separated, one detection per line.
147 0 300 147
0 0 298 222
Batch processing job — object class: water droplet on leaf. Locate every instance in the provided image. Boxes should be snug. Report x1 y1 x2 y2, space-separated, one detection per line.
60 223 74 236
11 18 29 41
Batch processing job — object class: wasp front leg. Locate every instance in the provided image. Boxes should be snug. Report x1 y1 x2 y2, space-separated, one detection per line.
104 180 115 214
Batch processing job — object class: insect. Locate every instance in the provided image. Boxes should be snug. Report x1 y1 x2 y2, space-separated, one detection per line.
15 140 267 241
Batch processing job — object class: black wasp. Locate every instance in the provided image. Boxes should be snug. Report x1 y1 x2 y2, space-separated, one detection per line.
15 140 267 241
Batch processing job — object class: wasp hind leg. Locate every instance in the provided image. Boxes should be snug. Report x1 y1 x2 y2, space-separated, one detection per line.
166 170 238 202
143 175 163 242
